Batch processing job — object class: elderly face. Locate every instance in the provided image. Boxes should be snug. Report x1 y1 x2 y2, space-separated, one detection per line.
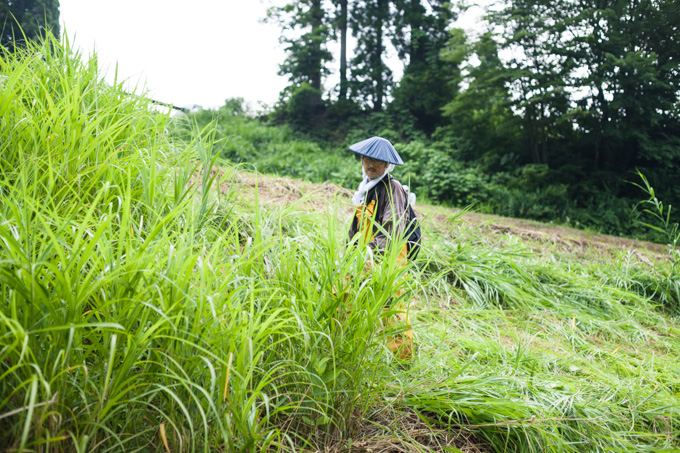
361 155 389 180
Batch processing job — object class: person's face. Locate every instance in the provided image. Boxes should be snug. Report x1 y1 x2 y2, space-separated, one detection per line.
361 155 389 180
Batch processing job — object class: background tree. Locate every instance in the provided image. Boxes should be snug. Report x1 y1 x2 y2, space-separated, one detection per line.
570 0 680 174
441 31 520 169
268 0 333 101
0 0 59 52
349 0 393 111
330 0 349 100
491 0 573 166
491 0 680 172
390 0 459 134
267 0 333 131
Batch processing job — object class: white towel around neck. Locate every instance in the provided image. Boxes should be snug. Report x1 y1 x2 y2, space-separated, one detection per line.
351 171 417 208
351 170 386 206
351 164 396 207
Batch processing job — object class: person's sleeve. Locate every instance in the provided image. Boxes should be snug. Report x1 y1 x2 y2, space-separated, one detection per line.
369 181 409 253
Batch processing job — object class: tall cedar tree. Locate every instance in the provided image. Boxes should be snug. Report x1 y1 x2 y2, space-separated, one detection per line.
349 0 393 111
330 0 349 100
269 0 333 100
1 0 59 52
390 0 458 134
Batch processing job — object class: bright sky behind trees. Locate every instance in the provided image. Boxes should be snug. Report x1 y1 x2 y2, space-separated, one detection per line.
59 0 486 110
59 0 290 109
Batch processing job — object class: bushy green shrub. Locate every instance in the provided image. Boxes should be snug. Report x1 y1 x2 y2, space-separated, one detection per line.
284 82 324 132
484 184 567 220
395 140 490 206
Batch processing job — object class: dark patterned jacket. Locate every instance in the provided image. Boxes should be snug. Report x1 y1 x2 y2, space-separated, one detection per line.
348 175 410 261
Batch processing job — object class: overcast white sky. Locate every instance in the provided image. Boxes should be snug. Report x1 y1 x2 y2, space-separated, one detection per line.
59 1 487 111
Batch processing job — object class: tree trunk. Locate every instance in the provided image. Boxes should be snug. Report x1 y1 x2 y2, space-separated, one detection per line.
526 103 541 164
310 0 323 91
593 82 609 169
339 0 348 100
374 0 387 111
540 125 549 165
409 0 425 64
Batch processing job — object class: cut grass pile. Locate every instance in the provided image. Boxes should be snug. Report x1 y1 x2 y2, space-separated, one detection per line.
1 34 678 452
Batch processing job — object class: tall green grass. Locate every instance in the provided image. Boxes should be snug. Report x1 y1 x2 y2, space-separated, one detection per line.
632 171 680 315
0 35 410 451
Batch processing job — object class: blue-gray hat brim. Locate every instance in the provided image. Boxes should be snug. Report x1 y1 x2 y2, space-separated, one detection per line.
349 136 404 165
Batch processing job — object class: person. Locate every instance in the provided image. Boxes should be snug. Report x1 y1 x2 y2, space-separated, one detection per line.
347 136 414 360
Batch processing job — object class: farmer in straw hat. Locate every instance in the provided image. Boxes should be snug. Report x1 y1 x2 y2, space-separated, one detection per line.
347 136 417 360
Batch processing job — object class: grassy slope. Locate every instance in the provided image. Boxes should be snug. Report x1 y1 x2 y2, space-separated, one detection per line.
227 169 680 451
1 35 678 452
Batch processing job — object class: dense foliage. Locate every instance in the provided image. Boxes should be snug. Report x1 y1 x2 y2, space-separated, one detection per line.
0 0 59 52
1 34 679 452
258 0 680 240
